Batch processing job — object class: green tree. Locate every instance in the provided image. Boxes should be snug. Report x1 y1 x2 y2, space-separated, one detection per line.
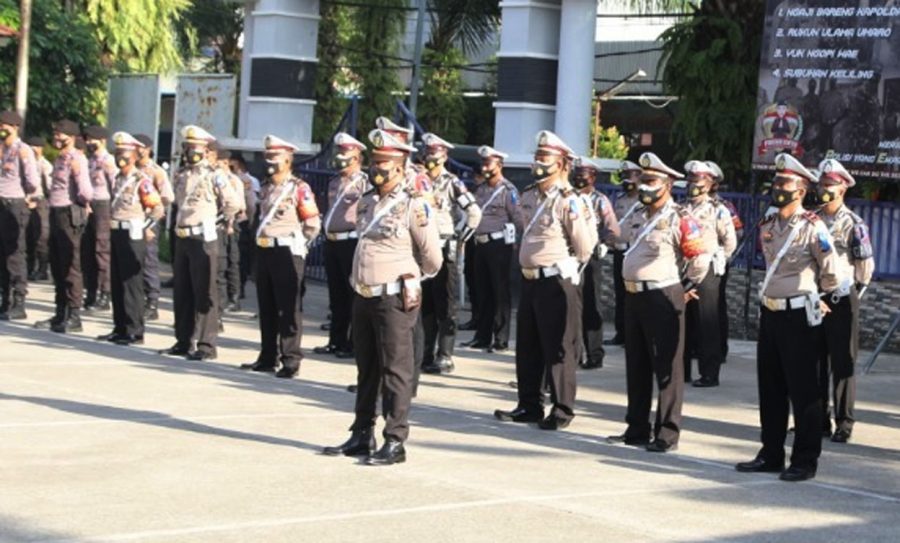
313 3 356 143
177 1 244 74
417 48 467 141
0 0 107 135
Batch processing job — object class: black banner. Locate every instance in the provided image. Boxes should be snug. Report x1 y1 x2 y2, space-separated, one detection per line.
752 1 900 180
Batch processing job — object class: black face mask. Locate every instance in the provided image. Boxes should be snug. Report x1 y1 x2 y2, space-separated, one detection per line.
370 165 393 186
115 153 130 169
87 143 100 155
332 157 353 170
266 159 281 176
818 188 840 204
532 160 557 181
425 156 442 171
186 149 204 165
639 185 665 205
689 185 706 198
771 188 798 208
481 165 497 179
0 129 10 140
53 137 68 150
572 175 593 190
622 181 636 193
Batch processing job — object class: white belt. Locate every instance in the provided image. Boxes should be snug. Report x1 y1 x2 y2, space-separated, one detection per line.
326 231 358 241
111 220 133 230
761 295 808 312
353 280 416 298
256 236 294 248
175 225 204 238
521 265 561 280
614 243 629 251
624 278 680 293
474 231 505 244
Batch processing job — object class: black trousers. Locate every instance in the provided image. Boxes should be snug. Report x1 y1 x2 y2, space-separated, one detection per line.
351 292 419 442
324 238 357 351
238 221 255 293
612 250 626 340
143 222 162 303
719 265 731 358
623 285 685 445
49 206 86 313
515 276 580 421
110 229 146 337
173 235 218 354
757 306 823 470
473 240 513 345
255 247 305 370
684 265 723 381
0 198 29 302
82 199 111 299
463 237 479 323
216 229 241 306
580 255 606 364
819 294 858 433
422 244 458 364
27 199 49 276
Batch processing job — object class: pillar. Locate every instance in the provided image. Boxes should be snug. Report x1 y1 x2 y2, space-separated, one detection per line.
554 0 596 156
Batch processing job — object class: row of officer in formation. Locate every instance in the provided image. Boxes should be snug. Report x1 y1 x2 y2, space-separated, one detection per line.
0 110 874 475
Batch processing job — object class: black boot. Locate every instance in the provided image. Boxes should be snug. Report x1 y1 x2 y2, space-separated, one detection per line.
94 291 111 311
52 307 82 334
82 291 97 312
34 307 65 330
0 294 27 321
322 428 377 457
144 299 159 321
225 297 241 313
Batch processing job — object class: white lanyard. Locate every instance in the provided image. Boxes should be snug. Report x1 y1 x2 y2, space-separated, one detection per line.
255 180 296 238
359 191 409 239
111 173 138 208
625 203 675 258
759 219 803 299
481 184 506 210
323 176 358 234
522 193 557 240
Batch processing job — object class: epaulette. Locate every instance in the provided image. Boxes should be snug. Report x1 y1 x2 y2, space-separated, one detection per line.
523 183 538 193
846 208 865 225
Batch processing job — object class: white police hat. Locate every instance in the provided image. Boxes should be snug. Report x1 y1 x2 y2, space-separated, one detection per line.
684 160 717 178
573 156 603 173
705 161 724 181
333 132 366 155
774 153 817 184
375 117 413 137
534 130 574 157
112 131 145 150
263 134 300 153
422 132 455 150
639 152 684 179
368 129 417 157
620 160 642 173
818 158 855 187
477 145 508 160
180 125 215 145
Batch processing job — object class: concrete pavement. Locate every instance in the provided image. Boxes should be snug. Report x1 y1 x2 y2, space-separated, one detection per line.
0 279 898 542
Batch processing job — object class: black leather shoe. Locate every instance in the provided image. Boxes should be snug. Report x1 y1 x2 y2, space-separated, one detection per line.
187 350 216 361
822 427 833 439
97 332 124 342
494 407 543 423
51 310 82 333
334 349 355 360
0 295 27 321
831 428 851 443
607 433 651 446
538 414 571 430
346 384 358 393
579 358 603 370
275 366 299 379
602 335 625 346
365 439 406 466
34 316 61 330
322 429 377 457
461 339 491 349
160 343 190 356
735 457 784 473
646 439 677 453
458 319 477 331
319 322 331 331
692 376 720 388
114 334 144 346
423 356 454 375
239 361 277 373
313 344 338 355
488 341 509 353
779 465 816 482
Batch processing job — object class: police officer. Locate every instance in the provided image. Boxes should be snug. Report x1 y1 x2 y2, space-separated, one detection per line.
494 131 596 430
161 125 240 360
681 160 737 386
135 134 174 322
228 154 259 302
25 136 52 282
608 152 706 452
605 161 643 346
460 173 485 332
0 111 39 321
314 132 368 358
815 159 874 443
35 120 94 333
96 133 164 345
707 161 743 360
736 153 838 482
571 156 620 369
418 133 481 374
462 145 522 352
82 126 116 314
208 143 245 326
239 135 321 378
323 129 442 465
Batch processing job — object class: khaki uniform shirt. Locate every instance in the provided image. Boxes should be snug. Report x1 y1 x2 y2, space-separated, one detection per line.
352 184 442 286
429 169 481 237
0 138 38 198
139 160 174 206
759 208 839 298
622 198 707 285
50 149 93 207
612 191 641 249
88 150 117 201
683 195 738 272
518 181 597 269
324 170 369 234
817 204 875 287
474 178 523 234
583 189 620 246
173 161 240 227
238 172 259 223
110 169 164 222
256 176 321 241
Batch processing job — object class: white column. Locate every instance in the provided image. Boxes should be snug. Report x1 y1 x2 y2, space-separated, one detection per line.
237 0 256 139
554 0 596 156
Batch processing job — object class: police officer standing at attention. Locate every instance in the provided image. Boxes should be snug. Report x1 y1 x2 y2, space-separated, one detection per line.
97 133 164 345
606 161 643 346
35 120 94 333
314 132 368 358
161 125 240 360
239 135 320 378
707 161 743 360
681 160 737 387
462 145 522 352
815 159 873 443
418 133 481 374
494 131 596 430
82 126 116 314
25 136 52 283
323 129 441 465
608 152 706 452
208 143 246 329
135 134 174 322
0 111 39 321
736 153 838 482
571 156 620 369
